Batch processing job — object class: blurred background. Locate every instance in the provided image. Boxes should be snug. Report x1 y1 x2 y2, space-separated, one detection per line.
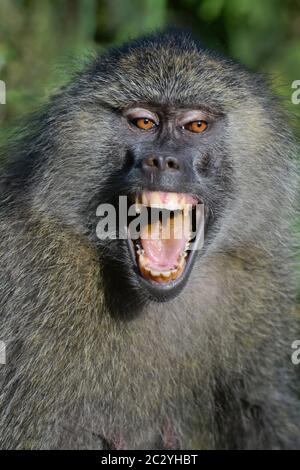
0 0 300 129
0 0 299 295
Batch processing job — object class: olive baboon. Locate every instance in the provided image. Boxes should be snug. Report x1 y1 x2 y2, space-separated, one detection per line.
0 31 299 449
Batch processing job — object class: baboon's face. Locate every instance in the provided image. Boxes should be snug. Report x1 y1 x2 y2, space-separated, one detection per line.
59 37 254 303
87 97 231 303
114 104 227 301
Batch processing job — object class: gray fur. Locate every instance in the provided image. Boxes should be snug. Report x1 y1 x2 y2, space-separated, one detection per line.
0 31 299 449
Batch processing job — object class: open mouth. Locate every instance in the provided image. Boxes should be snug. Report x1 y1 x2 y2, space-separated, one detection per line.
127 191 203 300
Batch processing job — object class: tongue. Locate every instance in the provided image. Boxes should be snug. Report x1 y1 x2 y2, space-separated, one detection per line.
140 212 189 270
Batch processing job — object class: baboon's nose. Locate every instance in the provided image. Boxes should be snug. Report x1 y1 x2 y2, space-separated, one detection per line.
141 155 181 173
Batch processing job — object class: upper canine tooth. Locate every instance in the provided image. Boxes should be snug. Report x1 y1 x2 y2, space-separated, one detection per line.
183 203 193 216
141 192 149 206
135 193 142 205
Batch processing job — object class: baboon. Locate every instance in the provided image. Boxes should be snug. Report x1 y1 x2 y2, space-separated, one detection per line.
0 31 299 449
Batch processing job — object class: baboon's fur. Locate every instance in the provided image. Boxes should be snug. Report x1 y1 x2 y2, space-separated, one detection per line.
0 31 299 449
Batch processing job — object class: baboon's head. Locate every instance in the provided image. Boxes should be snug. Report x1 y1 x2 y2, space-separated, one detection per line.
22 31 292 306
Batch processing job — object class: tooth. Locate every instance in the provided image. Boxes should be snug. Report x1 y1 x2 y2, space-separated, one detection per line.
150 269 161 277
176 194 182 207
138 253 146 265
164 193 173 210
138 192 197 211
167 193 179 210
149 192 161 208
178 256 185 268
141 192 149 206
140 262 151 273
161 270 171 278
171 269 179 280
183 203 192 216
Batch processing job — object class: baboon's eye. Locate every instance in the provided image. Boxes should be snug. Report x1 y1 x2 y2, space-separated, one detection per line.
133 118 157 130
184 120 208 133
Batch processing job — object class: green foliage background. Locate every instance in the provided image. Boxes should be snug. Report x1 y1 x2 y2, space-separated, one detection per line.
0 0 300 129
0 0 299 295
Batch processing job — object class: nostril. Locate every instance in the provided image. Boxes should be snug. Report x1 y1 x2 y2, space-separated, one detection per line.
143 155 160 169
149 157 159 168
142 155 180 171
166 157 180 170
